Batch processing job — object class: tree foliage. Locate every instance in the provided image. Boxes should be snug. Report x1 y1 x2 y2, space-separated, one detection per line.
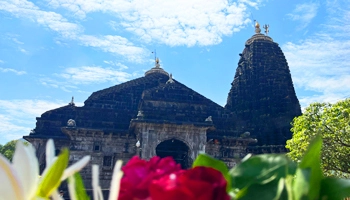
286 99 350 178
197 136 350 200
0 140 17 161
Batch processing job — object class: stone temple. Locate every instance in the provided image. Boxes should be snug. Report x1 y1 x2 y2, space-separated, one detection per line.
24 22 301 190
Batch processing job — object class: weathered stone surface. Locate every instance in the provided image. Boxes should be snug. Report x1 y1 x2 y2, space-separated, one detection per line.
31 73 170 139
140 80 227 126
225 34 301 146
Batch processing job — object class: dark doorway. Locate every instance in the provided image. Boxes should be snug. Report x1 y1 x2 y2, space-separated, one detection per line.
156 139 189 169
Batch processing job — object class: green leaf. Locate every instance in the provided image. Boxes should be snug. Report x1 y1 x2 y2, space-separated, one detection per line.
320 177 350 200
298 135 323 200
235 179 285 200
37 148 69 198
193 154 231 190
68 173 90 200
292 168 311 200
229 154 296 190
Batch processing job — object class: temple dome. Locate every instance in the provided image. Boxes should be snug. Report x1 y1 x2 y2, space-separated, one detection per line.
145 57 169 76
245 33 273 45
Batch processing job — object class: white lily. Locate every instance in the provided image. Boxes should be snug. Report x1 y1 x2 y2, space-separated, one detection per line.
44 140 91 181
0 139 91 200
0 141 39 200
43 139 91 200
84 160 123 200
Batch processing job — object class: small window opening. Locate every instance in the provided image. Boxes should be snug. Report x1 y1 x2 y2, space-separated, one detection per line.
123 143 129 153
103 156 112 167
94 145 100 151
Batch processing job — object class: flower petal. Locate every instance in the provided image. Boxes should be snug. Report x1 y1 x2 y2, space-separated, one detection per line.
92 165 104 200
46 139 55 166
37 148 69 198
68 175 77 200
0 154 24 200
61 155 90 181
12 141 39 198
108 160 123 200
51 190 64 200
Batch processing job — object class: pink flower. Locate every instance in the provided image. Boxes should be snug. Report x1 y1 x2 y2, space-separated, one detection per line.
149 166 230 200
118 156 181 200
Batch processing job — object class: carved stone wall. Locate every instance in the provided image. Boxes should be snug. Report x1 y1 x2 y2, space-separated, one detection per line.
225 35 301 146
205 137 257 168
43 127 136 190
130 120 211 165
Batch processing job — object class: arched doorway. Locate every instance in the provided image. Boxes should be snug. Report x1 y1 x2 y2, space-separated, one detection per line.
156 139 189 169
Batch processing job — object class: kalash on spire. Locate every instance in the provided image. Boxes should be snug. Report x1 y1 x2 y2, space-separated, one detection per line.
144 56 169 76
245 20 273 45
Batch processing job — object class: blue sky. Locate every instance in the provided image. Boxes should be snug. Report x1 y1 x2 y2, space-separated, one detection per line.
0 0 349 144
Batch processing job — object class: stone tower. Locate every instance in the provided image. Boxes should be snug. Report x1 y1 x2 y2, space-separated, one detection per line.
225 22 301 146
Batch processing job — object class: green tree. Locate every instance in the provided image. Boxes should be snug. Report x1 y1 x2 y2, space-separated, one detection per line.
286 99 350 178
0 140 17 161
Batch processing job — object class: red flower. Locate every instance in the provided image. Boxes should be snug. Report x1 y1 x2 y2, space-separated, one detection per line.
149 166 230 200
118 156 182 200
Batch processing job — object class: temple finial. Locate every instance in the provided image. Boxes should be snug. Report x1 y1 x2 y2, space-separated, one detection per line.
254 20 261 34
69 96 75 106
152 50 160 68
263 24 269 35
155 57 160 68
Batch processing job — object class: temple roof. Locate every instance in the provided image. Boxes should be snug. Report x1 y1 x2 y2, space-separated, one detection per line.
139 79 225 124
28 66 227 138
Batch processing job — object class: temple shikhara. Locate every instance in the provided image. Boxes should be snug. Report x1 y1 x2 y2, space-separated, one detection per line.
24 22 301 190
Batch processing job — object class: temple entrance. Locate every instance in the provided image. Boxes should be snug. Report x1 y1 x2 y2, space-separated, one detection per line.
156 139 189 169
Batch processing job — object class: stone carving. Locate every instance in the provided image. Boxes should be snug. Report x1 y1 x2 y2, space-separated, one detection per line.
67 119 76 127
166 73 175 84
263 24 269 35
205 116 213 122
69 96 75 106
137 111 144 119
241 131 250 138
226 32 301 145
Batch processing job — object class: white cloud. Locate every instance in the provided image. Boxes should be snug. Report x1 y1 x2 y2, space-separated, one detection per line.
0 114 30 143
287 2 319 29
283 1 350 108
40 65 135 91
46 0 262 46
40 77 78 92
0 0 81 38
78 35 147 63
0 67 26 75
12 38 24 45
0 0 147 62
58 66 132 84
0 60 4 64
298 93 346 111
19 47 28 54
0 99 67 117
0 99 69 144
103 61 128 70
